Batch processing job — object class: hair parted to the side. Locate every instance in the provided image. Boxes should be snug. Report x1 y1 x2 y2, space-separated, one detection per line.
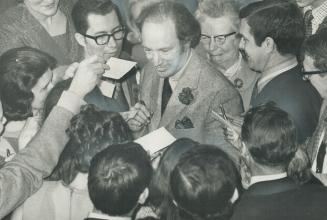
138 1 201 48
170 145 240 220
241 102 297 168
47 104 133 185
88 142 153 216
72 0 123 35
0 47 56 121
239 0 304 56
302 28 327 71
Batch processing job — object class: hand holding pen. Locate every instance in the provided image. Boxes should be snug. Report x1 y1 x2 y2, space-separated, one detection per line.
121 100 153 132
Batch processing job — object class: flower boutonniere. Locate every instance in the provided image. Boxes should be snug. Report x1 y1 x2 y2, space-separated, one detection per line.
178 87 194 105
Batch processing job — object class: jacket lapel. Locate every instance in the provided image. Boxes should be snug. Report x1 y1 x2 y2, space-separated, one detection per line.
149 72 164 131
159 52 201 128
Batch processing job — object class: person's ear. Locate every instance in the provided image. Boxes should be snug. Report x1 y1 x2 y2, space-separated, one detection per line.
262 37 275 53
75 33 86 47
138 188 149 205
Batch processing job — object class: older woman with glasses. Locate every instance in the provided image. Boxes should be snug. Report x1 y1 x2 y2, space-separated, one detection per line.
196 0 258 111
0 0 82 66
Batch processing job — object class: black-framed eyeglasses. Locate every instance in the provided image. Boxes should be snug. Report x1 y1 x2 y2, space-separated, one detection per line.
83 27 126 45
200 32 236 45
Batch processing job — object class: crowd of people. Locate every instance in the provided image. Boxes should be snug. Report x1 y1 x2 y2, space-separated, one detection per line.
0 0 327 219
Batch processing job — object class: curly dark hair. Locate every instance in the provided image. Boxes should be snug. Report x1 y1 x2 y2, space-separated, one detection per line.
0 47 56 121
48 104 133 185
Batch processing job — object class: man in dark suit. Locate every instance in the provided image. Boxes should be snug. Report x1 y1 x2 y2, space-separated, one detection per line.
85 143 152 220
231 103 327 220
72 0 139 112
239 0 322 144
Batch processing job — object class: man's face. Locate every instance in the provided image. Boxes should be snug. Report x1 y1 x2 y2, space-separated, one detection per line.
200 16 240 68
78 11 124 61
303 54 327 98
239 19 267 72
141 19 190 78
296 0 316 7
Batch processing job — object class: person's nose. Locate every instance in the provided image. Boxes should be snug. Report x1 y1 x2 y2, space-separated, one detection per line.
106 36 118 48
152 52 163 67
209 36 217 51
239 37 245 50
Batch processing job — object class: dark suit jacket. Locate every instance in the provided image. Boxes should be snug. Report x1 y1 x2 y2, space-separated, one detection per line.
85 52 139 112
231 178 327 220
251 66 322 143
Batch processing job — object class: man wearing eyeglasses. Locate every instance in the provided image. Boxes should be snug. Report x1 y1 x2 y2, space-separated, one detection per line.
133 2 243 161
238 0 321 144
71 0 139 113
196 0 258 111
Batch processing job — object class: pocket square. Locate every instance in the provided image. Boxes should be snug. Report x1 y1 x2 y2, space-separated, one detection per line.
175 116 194 129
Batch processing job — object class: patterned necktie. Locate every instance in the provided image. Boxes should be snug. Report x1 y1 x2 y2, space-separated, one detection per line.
304 9 314 38
161 78 172 116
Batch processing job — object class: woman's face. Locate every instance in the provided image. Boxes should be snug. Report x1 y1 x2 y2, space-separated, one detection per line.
24 0 60 17
31 69 54 110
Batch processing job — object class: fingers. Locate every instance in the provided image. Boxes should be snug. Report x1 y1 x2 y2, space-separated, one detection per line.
134 102 151 119
64 62 79 79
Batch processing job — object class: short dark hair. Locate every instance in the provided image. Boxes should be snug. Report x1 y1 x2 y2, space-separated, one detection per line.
139 1 201 48
0 47 56 121
88 142 153 216
48 104 133 185
302 28 327 71
241 102 297 168
239 0 304 56
170 145 239 220
72 0 123 35
148 138 198 218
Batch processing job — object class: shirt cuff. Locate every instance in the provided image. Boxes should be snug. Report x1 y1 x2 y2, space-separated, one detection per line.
57 90 86 114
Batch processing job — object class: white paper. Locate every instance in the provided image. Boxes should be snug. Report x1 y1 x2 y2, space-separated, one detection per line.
98 80 116 98
135 127 176 155
103 57 137 79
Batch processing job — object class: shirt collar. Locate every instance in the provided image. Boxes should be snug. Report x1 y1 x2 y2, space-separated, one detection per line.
88 212 131 220
258 58 297 92
250 172 287 186
225 53 242 79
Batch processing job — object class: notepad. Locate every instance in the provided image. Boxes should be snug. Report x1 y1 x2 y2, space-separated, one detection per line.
103 57 137 79
98 80 116 98
135 127 176 155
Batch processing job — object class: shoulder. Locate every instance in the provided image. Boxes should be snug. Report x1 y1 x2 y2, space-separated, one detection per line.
0 4 24 27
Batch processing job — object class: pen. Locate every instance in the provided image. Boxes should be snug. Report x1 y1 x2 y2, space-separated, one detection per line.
219 104 228 121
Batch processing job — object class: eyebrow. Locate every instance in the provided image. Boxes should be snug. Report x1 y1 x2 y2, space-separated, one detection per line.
92 26 123 35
